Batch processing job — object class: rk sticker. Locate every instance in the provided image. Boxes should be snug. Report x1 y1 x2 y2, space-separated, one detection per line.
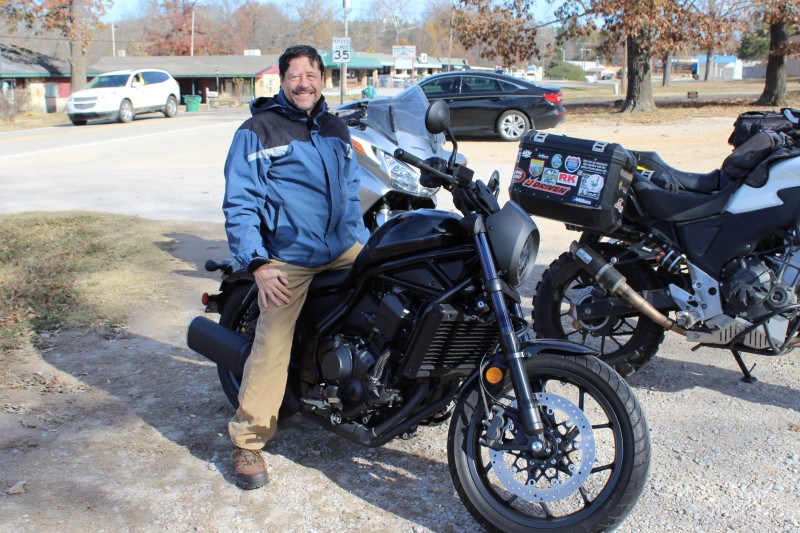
528 158 545 178
564 155 582 173
522 179 571 196
557 172 578 186
550 154 563 169
512 167 526 183
614 198 625 213
521 150 532 159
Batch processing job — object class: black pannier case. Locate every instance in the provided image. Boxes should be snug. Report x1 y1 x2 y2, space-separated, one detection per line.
509 130 636 232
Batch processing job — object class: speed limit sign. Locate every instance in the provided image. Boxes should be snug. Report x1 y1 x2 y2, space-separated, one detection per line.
332 37 351 63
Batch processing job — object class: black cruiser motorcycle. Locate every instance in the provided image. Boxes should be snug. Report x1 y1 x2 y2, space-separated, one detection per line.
515 125 800 382
187 101 650 532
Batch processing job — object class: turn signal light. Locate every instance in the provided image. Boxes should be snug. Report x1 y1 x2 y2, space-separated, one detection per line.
485 366 504 385
352 139 367 156
202 293 210 305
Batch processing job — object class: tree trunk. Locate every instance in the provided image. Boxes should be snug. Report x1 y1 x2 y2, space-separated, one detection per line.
69 0 87 93
756 21 788 106
662 52 672 87
703 47 713 81
620 34 656 113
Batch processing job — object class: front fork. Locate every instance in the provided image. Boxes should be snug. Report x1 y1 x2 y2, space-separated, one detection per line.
473 226 545 440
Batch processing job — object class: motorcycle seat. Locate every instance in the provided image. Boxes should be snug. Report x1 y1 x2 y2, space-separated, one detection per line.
309 269 351 292
634 151 723 193
632 174 740 223
631 131 787 222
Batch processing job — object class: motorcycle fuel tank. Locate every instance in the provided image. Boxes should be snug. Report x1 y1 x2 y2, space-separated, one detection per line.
353 209 469 270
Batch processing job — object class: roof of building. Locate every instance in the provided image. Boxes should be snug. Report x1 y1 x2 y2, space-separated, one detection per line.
89 55 281 78
0 46 473 80
0 43 71 78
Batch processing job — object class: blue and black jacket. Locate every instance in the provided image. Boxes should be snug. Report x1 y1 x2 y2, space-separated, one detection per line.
223 91 369 270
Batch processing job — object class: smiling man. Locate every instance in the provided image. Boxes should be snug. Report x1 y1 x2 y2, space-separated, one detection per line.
221 44 369 489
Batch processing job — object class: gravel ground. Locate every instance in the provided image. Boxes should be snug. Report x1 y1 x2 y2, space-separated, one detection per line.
2 114 799 531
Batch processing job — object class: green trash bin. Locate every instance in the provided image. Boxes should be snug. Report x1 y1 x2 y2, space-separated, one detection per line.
360 86 377 100
183 95 201 112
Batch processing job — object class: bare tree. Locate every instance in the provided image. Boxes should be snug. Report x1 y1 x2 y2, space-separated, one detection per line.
454 0 706 113
755 0 800 106
687 0 745 82
2 0 108 91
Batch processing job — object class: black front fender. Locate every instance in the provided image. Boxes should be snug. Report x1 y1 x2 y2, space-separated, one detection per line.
458 339 597 395
520 339 598 357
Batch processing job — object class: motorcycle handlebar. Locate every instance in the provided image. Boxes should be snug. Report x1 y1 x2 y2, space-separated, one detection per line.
394 148 458 188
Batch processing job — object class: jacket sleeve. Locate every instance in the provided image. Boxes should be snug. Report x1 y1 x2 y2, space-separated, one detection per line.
222 128 271 269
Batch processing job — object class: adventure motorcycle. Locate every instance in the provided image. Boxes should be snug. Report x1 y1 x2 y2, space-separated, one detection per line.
517 125 800 382
337 84 465 230
187 100 650 532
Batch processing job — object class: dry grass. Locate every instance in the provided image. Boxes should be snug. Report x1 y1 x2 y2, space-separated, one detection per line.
0 111 71 132
0 212 178 349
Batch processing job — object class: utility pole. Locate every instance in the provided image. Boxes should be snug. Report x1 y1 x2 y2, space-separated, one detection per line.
111 23 116 57
191 9 195 57
340 0 350 106
447 7 454 72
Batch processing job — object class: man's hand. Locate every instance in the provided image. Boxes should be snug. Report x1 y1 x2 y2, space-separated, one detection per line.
252 264 292 309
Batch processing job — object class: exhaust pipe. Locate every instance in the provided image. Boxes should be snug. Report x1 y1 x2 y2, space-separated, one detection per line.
570 241 687 335
186 316 252 375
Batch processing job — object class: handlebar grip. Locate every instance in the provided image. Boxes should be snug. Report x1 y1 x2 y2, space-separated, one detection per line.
394 148 426 168
394 148 457 187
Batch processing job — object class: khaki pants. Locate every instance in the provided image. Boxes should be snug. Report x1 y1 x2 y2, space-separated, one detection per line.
228 243 363 450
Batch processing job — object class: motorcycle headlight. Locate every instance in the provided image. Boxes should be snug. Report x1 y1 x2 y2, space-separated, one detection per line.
486 202 540 287
379 151 437 198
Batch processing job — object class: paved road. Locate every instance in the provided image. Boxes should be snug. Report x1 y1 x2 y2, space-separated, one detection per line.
0 109 250 222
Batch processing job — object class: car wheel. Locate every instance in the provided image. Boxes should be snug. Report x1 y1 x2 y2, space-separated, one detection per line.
71 120 87 126
496 110 529 142
163 95 178 118
117 100 134 123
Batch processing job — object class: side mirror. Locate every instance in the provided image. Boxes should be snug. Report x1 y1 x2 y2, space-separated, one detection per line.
425 100 450 135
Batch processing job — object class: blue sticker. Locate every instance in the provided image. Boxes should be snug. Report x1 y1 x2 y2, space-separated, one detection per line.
564 156 581 173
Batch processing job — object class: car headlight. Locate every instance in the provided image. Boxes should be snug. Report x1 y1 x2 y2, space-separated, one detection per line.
379 150 437 198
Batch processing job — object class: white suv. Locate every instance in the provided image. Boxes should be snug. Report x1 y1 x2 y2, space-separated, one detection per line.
66 69 181 125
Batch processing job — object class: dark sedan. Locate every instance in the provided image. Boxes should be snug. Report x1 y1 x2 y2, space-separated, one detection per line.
416 71 566 141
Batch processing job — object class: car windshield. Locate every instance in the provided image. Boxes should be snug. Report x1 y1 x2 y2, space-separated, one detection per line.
359 84 439 144
85 74 131 89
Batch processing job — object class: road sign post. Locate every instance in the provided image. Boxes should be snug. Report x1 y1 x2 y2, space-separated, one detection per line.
333 37 351 106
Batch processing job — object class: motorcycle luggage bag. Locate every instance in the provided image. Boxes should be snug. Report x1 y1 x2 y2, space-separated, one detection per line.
728 109 798 148
510 131 636 232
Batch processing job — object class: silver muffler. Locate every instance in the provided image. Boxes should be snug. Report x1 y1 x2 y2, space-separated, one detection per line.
570 241 687 335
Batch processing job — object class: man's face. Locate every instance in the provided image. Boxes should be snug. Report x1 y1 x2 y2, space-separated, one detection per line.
281 56 324 114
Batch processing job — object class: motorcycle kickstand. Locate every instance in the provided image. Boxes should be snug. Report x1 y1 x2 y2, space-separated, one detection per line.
731 347 757 383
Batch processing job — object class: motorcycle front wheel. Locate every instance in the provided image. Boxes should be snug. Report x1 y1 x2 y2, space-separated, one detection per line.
533 247 665 376
448 354 650 533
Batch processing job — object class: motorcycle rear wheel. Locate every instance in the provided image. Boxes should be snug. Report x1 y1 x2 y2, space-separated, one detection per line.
216 284 258 408
448 355 650 532
533 247 665 376
215 283 299 420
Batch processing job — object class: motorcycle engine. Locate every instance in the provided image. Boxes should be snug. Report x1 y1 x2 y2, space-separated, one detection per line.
318 336 376 406
313 292 413 413
721 256 796 317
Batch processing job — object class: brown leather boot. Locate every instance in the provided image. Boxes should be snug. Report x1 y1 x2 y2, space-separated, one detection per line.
232 447 271 489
